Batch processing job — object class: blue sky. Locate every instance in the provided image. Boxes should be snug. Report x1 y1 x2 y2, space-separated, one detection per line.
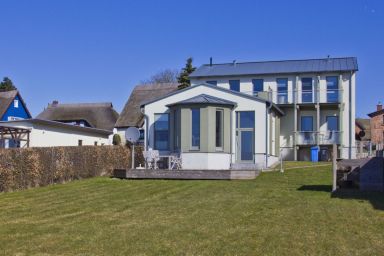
0 0 383 118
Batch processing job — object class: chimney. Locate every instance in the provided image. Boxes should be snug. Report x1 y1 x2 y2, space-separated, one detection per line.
377 102 382 111
209 57 213 67
52 100 59 107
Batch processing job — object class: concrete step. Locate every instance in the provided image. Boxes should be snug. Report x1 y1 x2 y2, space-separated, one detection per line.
113 169 259 180
231 163 260 170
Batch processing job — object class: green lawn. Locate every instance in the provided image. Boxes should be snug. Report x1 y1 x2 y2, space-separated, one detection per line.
0 162 383 255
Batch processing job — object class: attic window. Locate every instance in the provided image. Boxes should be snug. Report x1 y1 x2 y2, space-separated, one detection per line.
14 100 19 108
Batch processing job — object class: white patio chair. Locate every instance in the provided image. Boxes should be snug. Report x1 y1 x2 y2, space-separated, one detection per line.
150 150 160 169
143 151 153 169
170 153 182 170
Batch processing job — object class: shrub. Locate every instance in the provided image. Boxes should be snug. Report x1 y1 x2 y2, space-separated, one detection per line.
112 134 122 145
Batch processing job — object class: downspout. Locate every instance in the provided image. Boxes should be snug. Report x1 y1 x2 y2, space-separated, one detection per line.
265 102 273 168
348 71 353 159
140 107 149 151
230 108 233 167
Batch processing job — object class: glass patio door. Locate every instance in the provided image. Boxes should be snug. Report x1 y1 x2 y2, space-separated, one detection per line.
236 111 255 162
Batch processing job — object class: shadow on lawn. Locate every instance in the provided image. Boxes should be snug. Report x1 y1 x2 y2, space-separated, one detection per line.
297 185 332 192
298 185 384 211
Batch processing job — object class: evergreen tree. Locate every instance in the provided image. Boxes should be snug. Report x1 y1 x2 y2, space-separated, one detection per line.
0 77 17 91
177 57 196 90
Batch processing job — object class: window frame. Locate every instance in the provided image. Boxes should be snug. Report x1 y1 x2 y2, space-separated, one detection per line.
173 109 179 150
252 79 264 94
190 108 200 150
301 77 313 103
229 80 240 92
14 99 19 108
206 81 217 86
300 116 313 131
276 78 288 104
326 76 339 103
215 109 224 151
326 116 339 131
154 113 170 151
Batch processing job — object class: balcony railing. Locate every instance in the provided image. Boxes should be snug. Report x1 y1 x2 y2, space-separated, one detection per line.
295 131 341 145
318 131 341 145
296 131 317 145
250 89 343 104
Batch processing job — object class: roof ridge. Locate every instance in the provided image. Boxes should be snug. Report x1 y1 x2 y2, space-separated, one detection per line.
48 102 113 107
201 57 357 66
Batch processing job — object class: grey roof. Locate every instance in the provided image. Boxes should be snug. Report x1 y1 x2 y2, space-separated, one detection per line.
167 94 236 107
0 90 31 119
36 102 119 131
141 83 284 116
0 118 112 136
190 57 358 78
115 83 179 128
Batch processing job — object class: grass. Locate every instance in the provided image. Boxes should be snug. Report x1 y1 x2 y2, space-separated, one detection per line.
0 162 383 255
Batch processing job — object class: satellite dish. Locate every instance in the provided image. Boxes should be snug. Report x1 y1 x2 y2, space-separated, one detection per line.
125 127 140 143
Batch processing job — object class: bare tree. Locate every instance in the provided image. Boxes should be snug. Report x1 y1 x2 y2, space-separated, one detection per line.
141 69 180 84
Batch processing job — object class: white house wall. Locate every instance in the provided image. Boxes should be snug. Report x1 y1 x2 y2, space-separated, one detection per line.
1 121 110 147
143 85 274 168
191 71 356 160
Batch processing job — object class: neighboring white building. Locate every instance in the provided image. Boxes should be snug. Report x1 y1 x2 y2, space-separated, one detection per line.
140 83 283 170
189 57 358 161
0 119 111 148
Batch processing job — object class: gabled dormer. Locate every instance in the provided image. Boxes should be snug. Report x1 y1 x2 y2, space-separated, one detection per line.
0 90 31 121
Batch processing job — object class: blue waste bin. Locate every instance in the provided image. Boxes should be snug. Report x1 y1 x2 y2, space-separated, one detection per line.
311 146 319 162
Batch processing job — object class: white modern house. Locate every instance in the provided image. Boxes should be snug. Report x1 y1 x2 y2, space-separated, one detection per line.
189 57 358 161
140 83 283 170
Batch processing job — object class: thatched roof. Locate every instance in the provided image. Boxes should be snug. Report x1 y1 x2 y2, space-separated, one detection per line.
36 102 119 131
0 90 31 119
115 83 179 128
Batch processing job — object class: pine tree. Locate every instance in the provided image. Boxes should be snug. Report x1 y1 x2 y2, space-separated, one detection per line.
0 77 17 91
177 57 196 90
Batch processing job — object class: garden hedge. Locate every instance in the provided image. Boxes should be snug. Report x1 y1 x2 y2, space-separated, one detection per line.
0 145 144 192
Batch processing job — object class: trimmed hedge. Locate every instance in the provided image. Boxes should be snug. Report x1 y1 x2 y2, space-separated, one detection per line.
0 146 144 192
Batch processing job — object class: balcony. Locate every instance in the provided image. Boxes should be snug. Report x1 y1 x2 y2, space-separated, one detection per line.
296 131 317 145
251 89 343 104
295 131 341 145
318 131 341 145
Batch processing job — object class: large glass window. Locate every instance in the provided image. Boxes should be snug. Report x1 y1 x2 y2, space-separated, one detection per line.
326 76 339 103
252 79 264 95
326 116 338 131
229 80 240 92
277 78 288 104
173 109 178 150
301 116 313 131
154 113 169 150
215 109 223 149
191 108 200 149
237 111 255 128
301 78 313 103
206 81 217 86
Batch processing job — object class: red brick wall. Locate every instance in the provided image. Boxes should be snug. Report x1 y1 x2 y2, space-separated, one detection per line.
370 115 384 144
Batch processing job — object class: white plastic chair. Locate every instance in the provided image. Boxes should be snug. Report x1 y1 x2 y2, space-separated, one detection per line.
170 153 182 170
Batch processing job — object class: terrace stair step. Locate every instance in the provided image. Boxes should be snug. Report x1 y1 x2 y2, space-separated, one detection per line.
113 169 259 180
